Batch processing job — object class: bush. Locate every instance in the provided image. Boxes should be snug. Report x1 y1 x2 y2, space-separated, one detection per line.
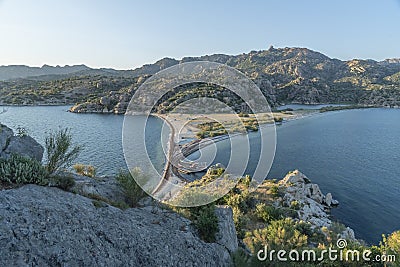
50 174 76 191
73 164 96 177
268 185 280 197
191 204 219 243
45 128 83 174
255 203 283 223
244 218 308 252
0 154 48 185
290 200 300 210
116 168 148 207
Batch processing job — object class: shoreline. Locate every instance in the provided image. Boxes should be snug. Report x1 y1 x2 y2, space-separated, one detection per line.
151 104 384 196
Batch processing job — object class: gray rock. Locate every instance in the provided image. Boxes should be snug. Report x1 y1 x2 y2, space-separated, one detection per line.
100 96 111 106
70 173 126 204
278 170 352 234
215 205 238 253
0 124 44 162
325 193 333 206
0 124 13 151
0 185 231 266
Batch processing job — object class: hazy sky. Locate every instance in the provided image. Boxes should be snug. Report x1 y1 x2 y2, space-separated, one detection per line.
0 0 399 69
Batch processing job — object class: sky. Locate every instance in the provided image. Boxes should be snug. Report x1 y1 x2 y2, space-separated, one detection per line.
0 0 399 69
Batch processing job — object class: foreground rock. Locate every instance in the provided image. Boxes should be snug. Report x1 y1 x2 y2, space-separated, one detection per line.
0 185 231 266
278 170 355 240
0 124 44 161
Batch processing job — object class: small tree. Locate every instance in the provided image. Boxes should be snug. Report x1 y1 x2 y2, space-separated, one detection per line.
45 128 83 174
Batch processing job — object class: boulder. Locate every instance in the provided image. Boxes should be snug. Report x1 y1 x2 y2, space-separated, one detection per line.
99 96 111 106
0 124 13 151
0 124 44 162
0 185 232 266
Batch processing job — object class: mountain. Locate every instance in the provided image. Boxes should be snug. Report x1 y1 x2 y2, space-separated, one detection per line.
1 47 400 110
0 64 92 81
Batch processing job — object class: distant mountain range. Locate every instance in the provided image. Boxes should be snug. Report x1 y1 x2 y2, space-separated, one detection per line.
1 46 400 111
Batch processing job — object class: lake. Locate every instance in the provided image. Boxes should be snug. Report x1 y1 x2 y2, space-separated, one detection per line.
1 105 399 244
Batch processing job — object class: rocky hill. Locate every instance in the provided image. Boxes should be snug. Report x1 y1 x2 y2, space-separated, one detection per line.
0 64 93 81
2 47 400 111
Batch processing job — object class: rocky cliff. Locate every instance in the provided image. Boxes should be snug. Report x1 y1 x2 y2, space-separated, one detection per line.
0 185 234 266
277 170 355 240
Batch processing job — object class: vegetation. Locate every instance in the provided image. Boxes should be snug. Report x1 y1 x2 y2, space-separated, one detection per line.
73 163 96 177
16 126 28 137
190 204 219 243
0 74 138 106
84 192 129 210
255 203 283 223
319 105 375 113
116 168 148 207
45 128 83 174
0 154 48 186
49 173 76 191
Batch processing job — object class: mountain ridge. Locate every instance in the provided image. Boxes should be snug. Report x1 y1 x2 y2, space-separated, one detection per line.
1 46 400 109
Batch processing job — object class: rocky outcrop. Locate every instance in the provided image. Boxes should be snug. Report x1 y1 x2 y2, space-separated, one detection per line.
68 173 126 204
0 124 44 161
278 171 339 225
215 205 238 253
69 91 133 114
277 170 355 240
0 185 232 266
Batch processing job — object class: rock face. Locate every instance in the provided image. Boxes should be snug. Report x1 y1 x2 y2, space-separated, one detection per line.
69 173 126 204
0 185 232 266
0 124 44 161
215 205 238 253
278 170 343 229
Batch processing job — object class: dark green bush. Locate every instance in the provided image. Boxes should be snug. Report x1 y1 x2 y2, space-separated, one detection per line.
255 203 283 223
116 168 147 207
0 154 48 185
191 204 219 243
50 174 76 191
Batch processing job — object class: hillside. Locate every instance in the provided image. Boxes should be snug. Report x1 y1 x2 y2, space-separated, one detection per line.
1 47 400 112
0 64 94 81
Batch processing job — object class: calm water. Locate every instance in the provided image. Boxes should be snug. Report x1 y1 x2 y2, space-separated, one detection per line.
190 108 400 244
1 105 399 244
0 106 167 176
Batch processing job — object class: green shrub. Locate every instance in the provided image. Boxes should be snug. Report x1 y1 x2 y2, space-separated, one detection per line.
190 204 219 243
50 174 76 191
290 200 300 210
116 168 147 207
0 154 48 185
255 203 283 223
45 128 83 174
268 185 280 197
244 218 308 252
